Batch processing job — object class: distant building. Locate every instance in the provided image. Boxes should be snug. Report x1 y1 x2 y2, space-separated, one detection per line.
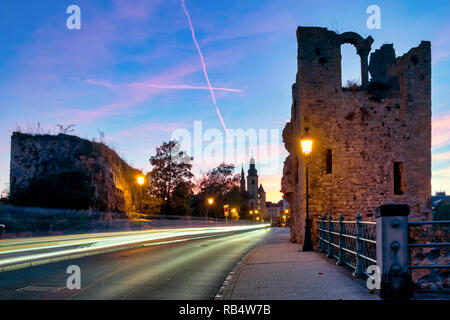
278 199 290 212
265 200 290 224
432 191 450 207
266 202 281 223
240 156 266 217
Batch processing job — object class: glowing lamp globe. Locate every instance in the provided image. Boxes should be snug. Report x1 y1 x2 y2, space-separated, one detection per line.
300 136 313 156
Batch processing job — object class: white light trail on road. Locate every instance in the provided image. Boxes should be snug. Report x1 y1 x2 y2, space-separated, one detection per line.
0 224 270 268
181 0 228 133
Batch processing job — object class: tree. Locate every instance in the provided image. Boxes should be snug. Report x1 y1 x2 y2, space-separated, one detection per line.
149 140 193 215
196 163 243 218
435 201 450 220
141 195 164 216
198 163 239 196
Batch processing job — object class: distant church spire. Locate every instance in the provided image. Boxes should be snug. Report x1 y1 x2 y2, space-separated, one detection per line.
248 156 257 177
240 165 246 193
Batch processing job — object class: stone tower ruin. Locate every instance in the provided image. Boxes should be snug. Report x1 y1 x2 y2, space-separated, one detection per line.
281 27 432 245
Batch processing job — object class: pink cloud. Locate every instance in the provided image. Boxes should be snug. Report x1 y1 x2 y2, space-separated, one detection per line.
433 24 450 64
85 79 120 89
433 151 450 162
58 50 246 123
432 165 450 193
53 62 203 122
110 122 185 139
200 6 295 44
432 113 450 148
112 0 161 20
433 166 450 178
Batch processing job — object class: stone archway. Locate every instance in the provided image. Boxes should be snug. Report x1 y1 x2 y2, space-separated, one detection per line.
338 32 374 88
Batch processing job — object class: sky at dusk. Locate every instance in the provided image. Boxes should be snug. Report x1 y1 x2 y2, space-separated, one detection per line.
0 0 449 202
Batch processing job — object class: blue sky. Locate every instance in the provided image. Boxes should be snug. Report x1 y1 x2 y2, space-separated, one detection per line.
0 0 449 201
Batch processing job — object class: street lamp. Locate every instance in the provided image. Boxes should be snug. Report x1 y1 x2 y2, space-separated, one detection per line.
137 176 145 214
300 128 314 251
229 208 237 224
206 197 214 222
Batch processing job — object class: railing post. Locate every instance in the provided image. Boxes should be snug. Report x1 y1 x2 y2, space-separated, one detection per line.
320 216 326 252
353 212 364 278
376 204 412 300
317 218 321 251
337 214 345 265
326 215 333 258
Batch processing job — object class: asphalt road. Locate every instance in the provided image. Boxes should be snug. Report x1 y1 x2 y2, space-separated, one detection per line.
0 224 268 268
0 227 274 300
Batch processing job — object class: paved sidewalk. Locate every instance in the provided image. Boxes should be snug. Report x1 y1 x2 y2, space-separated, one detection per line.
221 228 379 300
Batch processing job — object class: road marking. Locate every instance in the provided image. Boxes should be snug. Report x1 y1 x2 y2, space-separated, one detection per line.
16 285 65 292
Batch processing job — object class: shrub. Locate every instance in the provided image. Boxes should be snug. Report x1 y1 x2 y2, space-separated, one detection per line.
343 79 360 92
12 168 95 209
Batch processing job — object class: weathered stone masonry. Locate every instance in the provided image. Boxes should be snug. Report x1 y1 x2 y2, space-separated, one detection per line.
10 132 143 214
281 27 432 245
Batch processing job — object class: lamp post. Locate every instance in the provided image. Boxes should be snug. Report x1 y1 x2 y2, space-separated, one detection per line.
207 197 214 222
300 128 314 251
137 176 145 214
231 208 237 224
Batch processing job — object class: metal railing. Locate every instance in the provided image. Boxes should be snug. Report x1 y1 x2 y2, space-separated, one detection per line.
408 220 450 268
408 220 450 289
408 220 450 269
317 213 376 278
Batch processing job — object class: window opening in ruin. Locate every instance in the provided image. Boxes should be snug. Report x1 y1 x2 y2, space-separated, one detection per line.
394 162 405 195
326 149 332 174
341 44 361 90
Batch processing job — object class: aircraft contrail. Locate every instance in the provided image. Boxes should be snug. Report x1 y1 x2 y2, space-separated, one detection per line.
81 79 242 92
181 0 228 132
129 83 242 92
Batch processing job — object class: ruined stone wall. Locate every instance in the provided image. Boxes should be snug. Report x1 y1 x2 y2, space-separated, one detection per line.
281 27 432 246
10 132 142 214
